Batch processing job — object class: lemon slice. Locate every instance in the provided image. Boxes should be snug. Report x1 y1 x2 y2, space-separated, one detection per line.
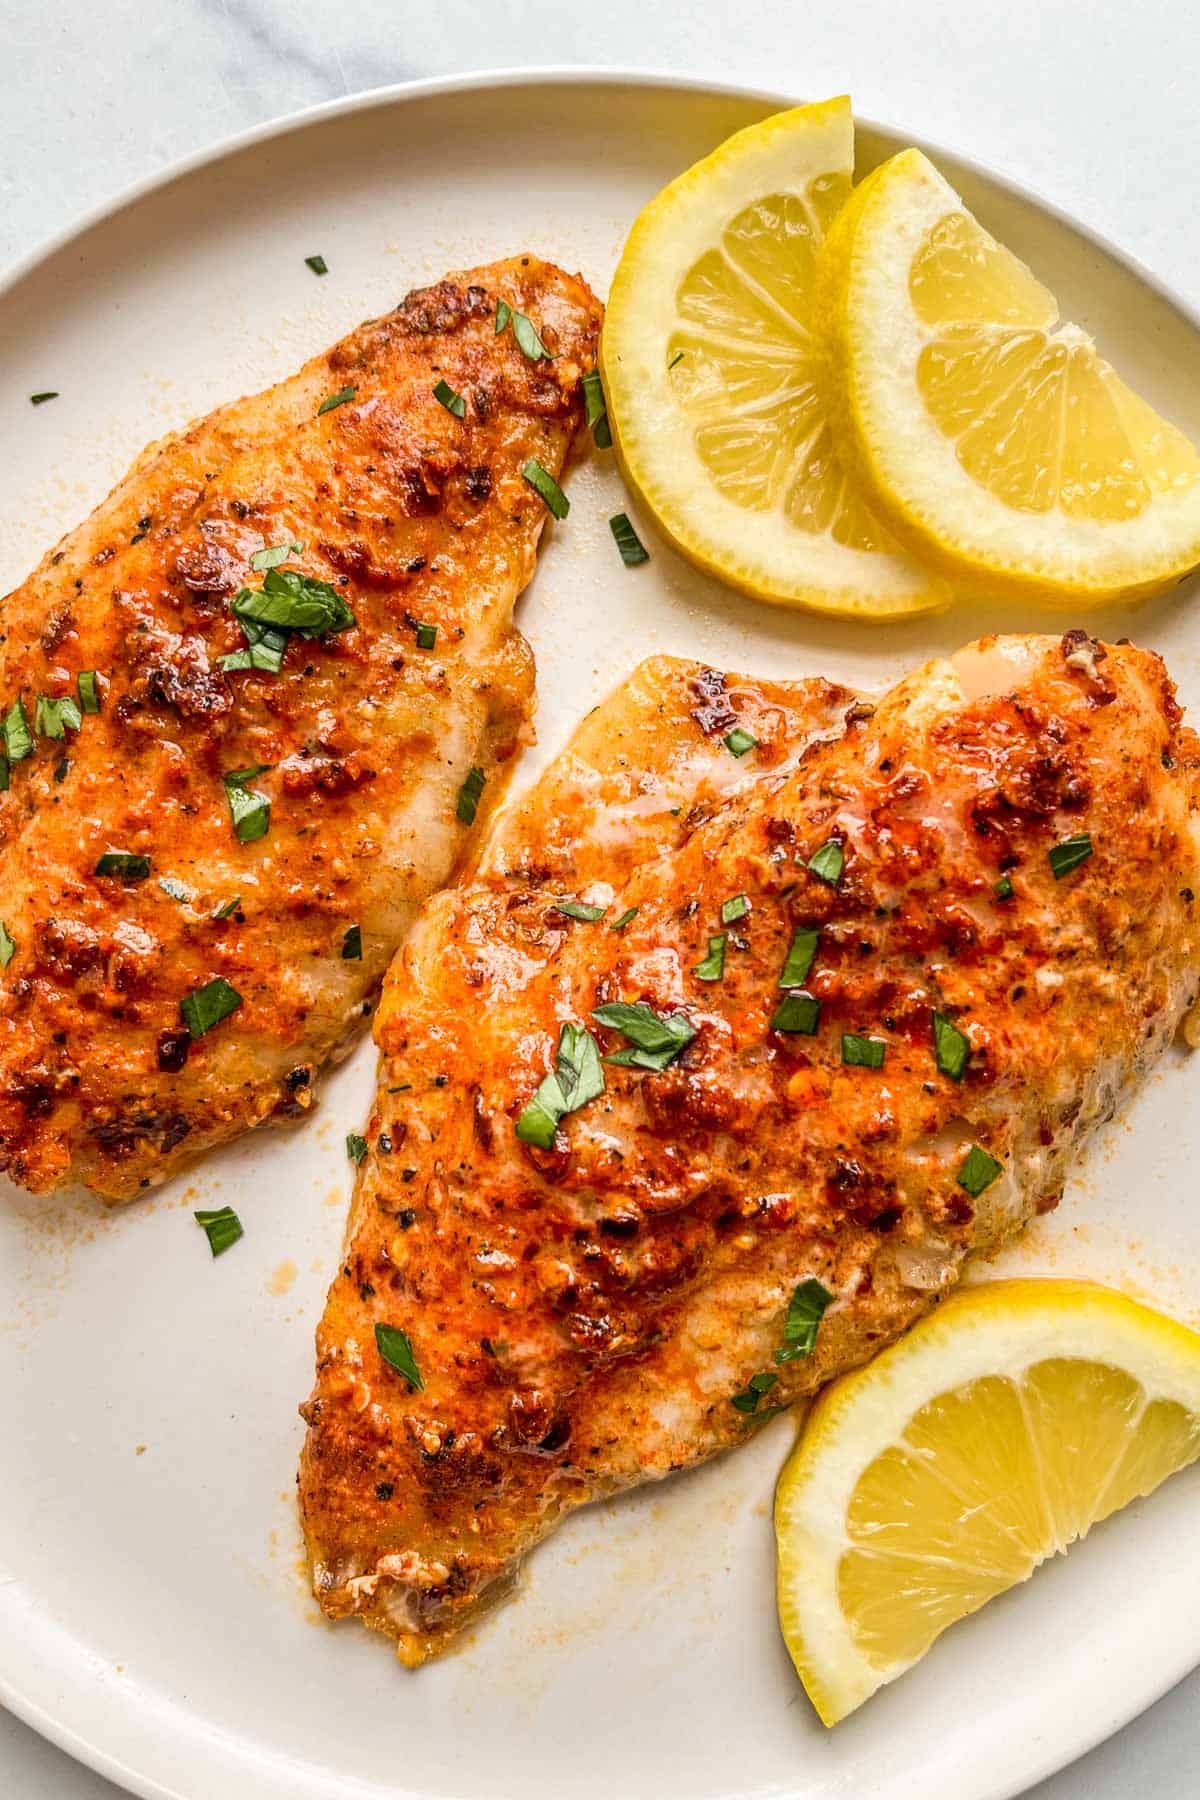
775 1280 1200 1725
600 99 947 618
817 148 1200 604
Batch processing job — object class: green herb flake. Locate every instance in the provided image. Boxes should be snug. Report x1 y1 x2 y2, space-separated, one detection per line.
843 1033 886 1069
932 1010 969 1082
581 369 612 448
779 927 819 989
342 923 363 960
249 538 304 572
194 1206 243 1257
456 764 486 825
2 699 31 764
317 384 357 416
0 920 15 968
775 1278 834 1364
375 1322 424 1390
212 896 241 921
34 695 82 740
593 1000 697 1072
511 310 551 362
223 766 272 844
958 1144 1004 1198
77 670 101 714
414 622 438 650
0 756 8 791
554 898 606 923
304 254 328 276
609 512 649 565
94 851 151 879
433 378 467 419
994 874 1014 901
770 991 820 1035
1049 833 1093 880
694 933 727 982
522 458 569 520
667 350 685 370
611 907 639 932
346 1132 368 1164
232 566 355 637
494 298 512 334
720 895 749 927
731 1371 779 1415
180 975 243 1039
31 391 59 405
808 839 844 885
515 1022 605 1149
724 726 757 758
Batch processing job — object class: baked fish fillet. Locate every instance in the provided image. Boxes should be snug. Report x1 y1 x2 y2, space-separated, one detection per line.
299 634 1200 1663
0 257 602 1200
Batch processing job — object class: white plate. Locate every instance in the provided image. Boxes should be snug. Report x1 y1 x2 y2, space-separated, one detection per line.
3 68 1200 1800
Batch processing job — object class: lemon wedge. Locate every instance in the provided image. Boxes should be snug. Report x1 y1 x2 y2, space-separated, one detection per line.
600 99 947 618
775 1280 1200 1725
816 148 1200 604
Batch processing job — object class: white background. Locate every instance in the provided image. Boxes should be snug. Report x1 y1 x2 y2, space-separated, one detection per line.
1 1 1198 1794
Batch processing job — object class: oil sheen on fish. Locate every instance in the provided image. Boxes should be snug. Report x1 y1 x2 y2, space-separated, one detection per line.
298 634 1200 1662
0 257 602 1200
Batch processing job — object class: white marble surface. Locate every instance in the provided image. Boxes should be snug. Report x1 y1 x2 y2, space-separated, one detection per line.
2 1 1198 1795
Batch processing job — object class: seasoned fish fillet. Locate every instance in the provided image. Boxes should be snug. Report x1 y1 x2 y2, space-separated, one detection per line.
0 257 602 1200
299 634 1200 1663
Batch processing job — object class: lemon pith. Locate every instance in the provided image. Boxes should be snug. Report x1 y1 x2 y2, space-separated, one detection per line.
600 99 948 617
816 149 1200 604
775 1280 1200 1725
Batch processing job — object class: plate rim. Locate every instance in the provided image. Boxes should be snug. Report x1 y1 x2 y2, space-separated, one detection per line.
2 61 1198 1800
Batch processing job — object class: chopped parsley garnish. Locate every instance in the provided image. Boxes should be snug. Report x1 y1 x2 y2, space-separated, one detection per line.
223 766 272 843
731 1371 779 1415
1049 833 1093 879
510 310 551 361
212 896 241 921
843 1033 886 1069
34 695 81 739
958 1144 1003 1198
494 298 512 334
2 699 31 764
249 538 304 571
0 921 15 968
375 1322 424 1390
232 566 355 636
932 1010 969 1081
721 894 750 926
515 1022 605 1149
592 1000 697 1071
555 898 606 922
304 253 328 275
342 923 363 960
456 764 486 825
808 839 844 885
611 907 639 932
159 876 191 901
94 851 150 879
414 622 438 649
667 350 685 370
724 726 757 758
194 1206 243 1257
77 670 101 713
317 384 357 415
433 378 467 419
694 933 727 981
581 369 612 448
779 927 818 988
775 1278 834 1363
522 458 569 520
994 874 1014 901
346 1132 368 1164
31 391 58 405
770 991 820 1034
180 975 243 1039
609 512 649 565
